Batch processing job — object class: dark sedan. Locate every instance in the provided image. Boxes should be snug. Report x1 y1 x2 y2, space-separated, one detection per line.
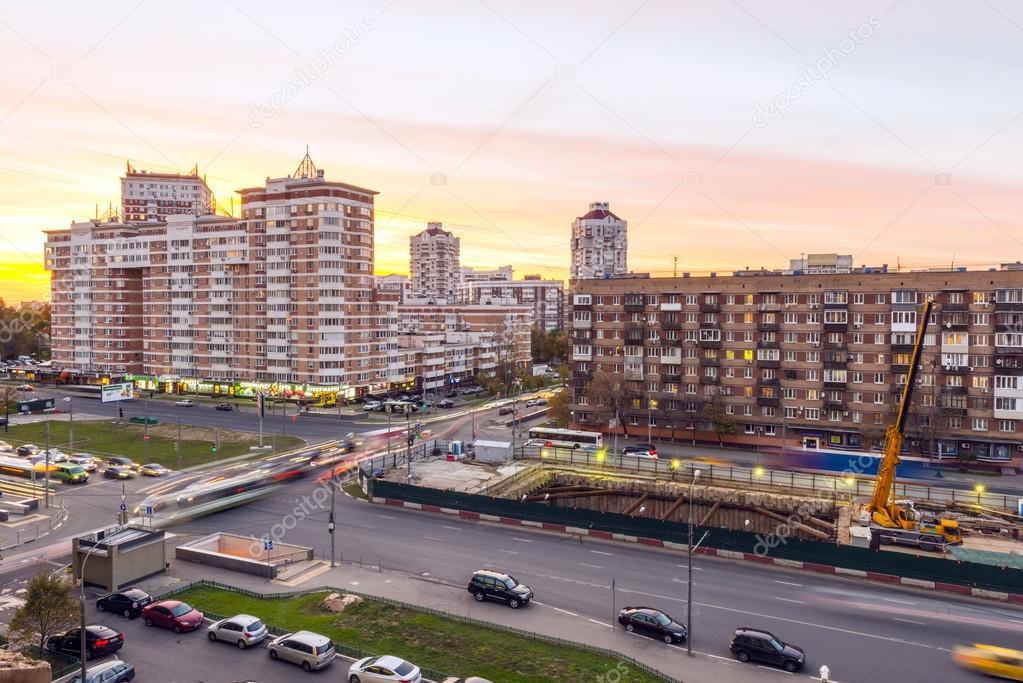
96 588 152 618
215 403 233 411
617 607 687 644
730 627 806 672
47 624 124 659
104 465 136 480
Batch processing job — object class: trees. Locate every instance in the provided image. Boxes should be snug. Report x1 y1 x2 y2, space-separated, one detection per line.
530 326 568 364
7 573 77 655
0 299 49 361
547 389 570 428
700 396 736 447
585 370 636 437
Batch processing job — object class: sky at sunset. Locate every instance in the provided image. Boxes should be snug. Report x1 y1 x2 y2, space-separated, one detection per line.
2 0 1023 303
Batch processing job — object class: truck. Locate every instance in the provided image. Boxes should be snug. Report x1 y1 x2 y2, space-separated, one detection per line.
864 297 962 551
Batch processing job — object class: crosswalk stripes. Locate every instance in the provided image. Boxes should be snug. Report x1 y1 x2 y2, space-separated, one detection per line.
0 478 47 500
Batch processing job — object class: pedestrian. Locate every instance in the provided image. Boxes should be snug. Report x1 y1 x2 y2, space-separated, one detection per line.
118 407 123 419
819 664 830 683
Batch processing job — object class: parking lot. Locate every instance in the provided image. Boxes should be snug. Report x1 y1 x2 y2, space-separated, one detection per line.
78 601 371 683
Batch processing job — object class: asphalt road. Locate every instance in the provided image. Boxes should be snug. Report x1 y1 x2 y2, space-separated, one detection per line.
164 474 1022 683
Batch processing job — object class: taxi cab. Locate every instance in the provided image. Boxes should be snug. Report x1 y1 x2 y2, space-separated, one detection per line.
953 643 1023 681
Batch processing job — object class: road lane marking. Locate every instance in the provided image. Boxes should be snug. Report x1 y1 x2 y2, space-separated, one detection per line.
893 618 927 625
618 588 683 603
512 537 534 543
424 536 443 541
774 580 803 587
588 619 612 628
758 665 792 675
377 514 396 520
591 550 613 556
671 578 688 584
549 606 579 617
695 601 951 652
676 564 703 571
580 563 603 569
1011 619 1023 625
497 549 519 554
442 525 461 530
774 597 805 605
883 597 915 605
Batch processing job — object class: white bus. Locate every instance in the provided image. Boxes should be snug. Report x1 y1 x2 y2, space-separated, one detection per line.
526 427 602 450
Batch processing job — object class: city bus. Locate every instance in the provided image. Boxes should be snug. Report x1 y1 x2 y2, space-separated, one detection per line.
526 428 602 450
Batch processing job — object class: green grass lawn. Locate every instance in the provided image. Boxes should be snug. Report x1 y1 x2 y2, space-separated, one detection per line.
1 420 303 468
342 480 368 500
174 585 665 683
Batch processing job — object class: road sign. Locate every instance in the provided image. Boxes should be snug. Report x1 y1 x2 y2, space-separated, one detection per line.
143 435 150 441
1018 498 1023 519
264 539 274 551
145 506 153 516
119 503 127 512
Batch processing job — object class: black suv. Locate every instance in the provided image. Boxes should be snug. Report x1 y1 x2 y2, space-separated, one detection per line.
467 569 533 608
617 607 687 643
47 624 124 659
97 588 152 618
729 627 805 672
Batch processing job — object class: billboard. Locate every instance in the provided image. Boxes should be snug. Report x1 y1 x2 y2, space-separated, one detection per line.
101 382 134 403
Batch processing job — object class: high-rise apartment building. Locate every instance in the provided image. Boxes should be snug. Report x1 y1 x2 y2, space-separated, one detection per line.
376 274 410 303
397 303 532 370
121 162 213 222
568 269 1023 466
410 222 460 303
459 274 565 332
570 202 627 280
46 152 399 398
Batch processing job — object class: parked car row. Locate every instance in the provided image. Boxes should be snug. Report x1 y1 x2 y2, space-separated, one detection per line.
0 443 172 482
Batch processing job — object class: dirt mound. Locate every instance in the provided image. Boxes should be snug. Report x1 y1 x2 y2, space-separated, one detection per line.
321 592 363 613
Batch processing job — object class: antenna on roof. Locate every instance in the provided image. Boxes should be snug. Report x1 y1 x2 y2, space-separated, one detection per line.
294 146 317 180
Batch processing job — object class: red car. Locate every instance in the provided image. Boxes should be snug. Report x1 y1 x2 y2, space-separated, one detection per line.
141 600 204 633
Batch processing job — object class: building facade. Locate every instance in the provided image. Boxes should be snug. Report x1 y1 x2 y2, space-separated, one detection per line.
568 269 1023 465
397 303 532 370
46 153 400 398
458 274 565 332
410 222 460 303
395 330 500 393
375 273 410 303
570 201 627 280
461 265 513 284
121 162 212 223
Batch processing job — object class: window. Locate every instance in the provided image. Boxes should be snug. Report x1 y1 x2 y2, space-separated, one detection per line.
999 420 1015 433
874 392 885 404
972 418 988 432
853 293 864 304
874 372 885 384
892 289 916 304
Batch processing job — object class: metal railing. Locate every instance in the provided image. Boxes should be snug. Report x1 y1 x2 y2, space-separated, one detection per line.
153 579 681 683
515 445 1019 511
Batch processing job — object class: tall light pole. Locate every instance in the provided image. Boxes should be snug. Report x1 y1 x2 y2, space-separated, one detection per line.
143 399 150 464
687 468 701 656
328 470 337 567
77 540 102 683
647 398 658 442
62 397 73 455
43 420 51 508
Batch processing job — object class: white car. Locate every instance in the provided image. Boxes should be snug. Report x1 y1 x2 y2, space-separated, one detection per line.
66 455 98 472
349 655 422 683
207 614 267 649
174 399 195 407
363 400 382 412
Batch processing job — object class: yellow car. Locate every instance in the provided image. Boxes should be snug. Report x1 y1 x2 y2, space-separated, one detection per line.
953 644 1023 681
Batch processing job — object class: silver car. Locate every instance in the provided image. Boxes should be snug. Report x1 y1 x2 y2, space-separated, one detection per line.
349 655 422 683
207 613 267 649
267 630 335 671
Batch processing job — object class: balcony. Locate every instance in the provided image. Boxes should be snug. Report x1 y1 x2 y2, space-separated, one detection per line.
823 360 847 369
942 365 970 375
757 303 781 312
825 340 845 350
942 302 968 312
756 396 779 406
698 339 721 349
572 318 592 329
624 300 645 312
625 332 644 343
699 302 720 313
941 385 968 395
824 399 846 411
823 321 848 332
757 359 780 369
624 371 644 381
662 373 682 384
759 340 779 350
757 322 779 332
703 375 721 384
662 338 683 348
759 377 779 387
662 320 681 331
823 379 847 389
700 356 720 366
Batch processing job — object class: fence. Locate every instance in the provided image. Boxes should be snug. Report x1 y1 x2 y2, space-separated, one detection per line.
153 579 681 683
369 477 1023 595
357 439 444 478
515 445 1020 511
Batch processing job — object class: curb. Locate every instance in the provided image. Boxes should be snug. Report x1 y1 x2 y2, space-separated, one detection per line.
373 497 1023 605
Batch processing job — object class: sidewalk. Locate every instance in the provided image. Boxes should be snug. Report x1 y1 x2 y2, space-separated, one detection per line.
142 553 824 683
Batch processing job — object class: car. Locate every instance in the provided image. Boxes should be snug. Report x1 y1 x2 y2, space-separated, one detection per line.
467 569 533 608
15 444 38 456
51 463 89 484
348 655 422 683
105 456 138 469
141 600 204 633
104 465 136 480
623 443 658 459
498 406 514 416
43 448 68 462
215 403 233 411
444 390 458 398
139 463 171 477
174 399 195 407
363 400 382 412
617 606 687 644
525 398 547 407
729 627 806 672
15 384 33 392
97 589 152 618
267 630 335 671
47 624 124 660
437 399 455 409
0 440 10 452
207 614 268 649
953 643 1023 680
68 659 136 683
67 455 98 472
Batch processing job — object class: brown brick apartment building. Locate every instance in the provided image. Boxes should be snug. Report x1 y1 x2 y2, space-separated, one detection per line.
569 269 1023 464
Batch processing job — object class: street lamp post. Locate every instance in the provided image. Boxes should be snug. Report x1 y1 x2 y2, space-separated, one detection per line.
329 469 337 567
77 541 102 683
687 468 701 656
62 397 73 455
143 399 150 464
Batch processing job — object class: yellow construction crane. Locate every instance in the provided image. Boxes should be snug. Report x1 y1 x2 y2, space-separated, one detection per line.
866 296 962 550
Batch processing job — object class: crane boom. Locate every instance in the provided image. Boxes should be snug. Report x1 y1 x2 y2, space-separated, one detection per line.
868 297 933 529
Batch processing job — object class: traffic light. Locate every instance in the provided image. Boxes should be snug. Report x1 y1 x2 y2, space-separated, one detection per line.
211 444 218 454
407 436 414 447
